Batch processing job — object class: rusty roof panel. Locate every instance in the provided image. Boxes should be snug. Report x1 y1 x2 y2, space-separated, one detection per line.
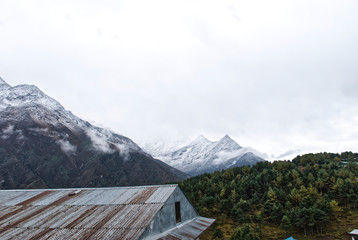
0 206 41 228
39 229 90 240
0 185 178 206
0 226 43 239
0 190 43 206
0 185 214 240
17 205 59 228
0 205 21 220
70 188 136 205
112 188 149 204
129 187 158 204
146 185 177 203
16 190 54 206
0 204 162 239
32 190 70 206
89 228 127 240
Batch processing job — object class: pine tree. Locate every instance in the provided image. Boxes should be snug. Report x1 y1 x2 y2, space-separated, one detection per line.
280 215 292 234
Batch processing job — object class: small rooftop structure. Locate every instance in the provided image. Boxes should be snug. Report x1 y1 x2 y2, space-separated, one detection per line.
0 184 214 239
349 229 358 240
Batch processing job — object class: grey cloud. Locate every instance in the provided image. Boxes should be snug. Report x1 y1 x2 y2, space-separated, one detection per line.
0 0 357 157
1 125 23 140
57 139 77 154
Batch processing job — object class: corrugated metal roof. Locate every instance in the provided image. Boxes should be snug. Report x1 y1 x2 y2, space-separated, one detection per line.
155 217 215 240
0 185 177 206
0 185 178 240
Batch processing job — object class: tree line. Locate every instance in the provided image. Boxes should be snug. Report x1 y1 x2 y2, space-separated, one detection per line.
180 152 358 239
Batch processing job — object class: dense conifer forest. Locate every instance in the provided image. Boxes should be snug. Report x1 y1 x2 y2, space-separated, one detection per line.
180 152 358 239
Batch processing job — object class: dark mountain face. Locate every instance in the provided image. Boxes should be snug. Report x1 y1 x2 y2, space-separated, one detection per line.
0 79 187 189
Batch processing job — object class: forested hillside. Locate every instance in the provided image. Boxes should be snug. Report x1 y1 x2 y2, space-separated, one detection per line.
180 152 358 239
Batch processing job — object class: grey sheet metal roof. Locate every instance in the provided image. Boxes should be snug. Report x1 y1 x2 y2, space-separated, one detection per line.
0 185 178 240
349 229 358 235
155 217 215 240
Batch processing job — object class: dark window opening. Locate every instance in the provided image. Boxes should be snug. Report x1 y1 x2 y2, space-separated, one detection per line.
175 201 181 223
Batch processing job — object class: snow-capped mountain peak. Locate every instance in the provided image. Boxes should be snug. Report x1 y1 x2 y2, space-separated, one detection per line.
143 135 265 176
0 81 64 111
220 134 235 142
0 77 11 90
212 134 242 152
140 136 191 157
190 134 212 145
0 77 188 188
0 78 141 155
0 77 8 84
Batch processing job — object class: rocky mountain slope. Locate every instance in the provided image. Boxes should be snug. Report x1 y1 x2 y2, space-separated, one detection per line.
0 77 187 189
143 135 265 176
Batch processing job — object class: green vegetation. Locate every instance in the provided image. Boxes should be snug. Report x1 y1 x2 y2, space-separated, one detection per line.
180 152 358 239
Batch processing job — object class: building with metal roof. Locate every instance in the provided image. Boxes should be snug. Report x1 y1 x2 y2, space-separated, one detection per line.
349 229 358 240
0 184 214 239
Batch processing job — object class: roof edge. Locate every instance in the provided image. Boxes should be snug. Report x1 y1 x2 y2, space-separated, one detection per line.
0 184 179 192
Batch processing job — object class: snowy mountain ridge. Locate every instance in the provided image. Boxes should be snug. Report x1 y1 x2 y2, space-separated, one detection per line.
143 135 265 176
0 78 188 188
140 136 192 157
0 79 140 154
0 81 63 112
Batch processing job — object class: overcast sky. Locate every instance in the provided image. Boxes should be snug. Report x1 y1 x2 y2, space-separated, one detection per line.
1 0 357 158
